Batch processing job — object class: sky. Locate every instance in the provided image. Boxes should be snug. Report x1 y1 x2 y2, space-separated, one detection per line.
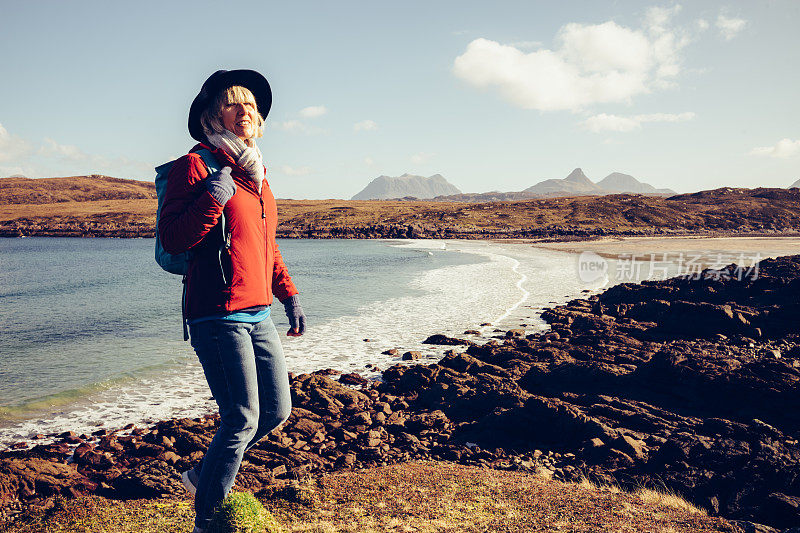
0 0 798 199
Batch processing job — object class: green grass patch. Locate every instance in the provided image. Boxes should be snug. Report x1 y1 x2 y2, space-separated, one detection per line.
208 492 280 533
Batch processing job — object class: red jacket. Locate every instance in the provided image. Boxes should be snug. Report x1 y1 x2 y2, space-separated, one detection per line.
158 143 298 319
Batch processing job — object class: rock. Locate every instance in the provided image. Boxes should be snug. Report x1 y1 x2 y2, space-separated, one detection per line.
764 493 800 530
505 329 526 338
422 335 472 346
402 351 422 361
112 459 183 498
382 349 399 355
729 521 779 533
0 457 97 503
290 417 324 438
160 451 181 465
614 435 648 461
353 412 372 426
76 450 115 469
338 373 369 387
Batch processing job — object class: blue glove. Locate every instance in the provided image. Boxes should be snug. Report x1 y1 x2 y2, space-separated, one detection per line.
206 166 236 206
282 294 306 336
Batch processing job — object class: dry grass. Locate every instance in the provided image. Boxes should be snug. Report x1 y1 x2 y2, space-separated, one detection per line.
0 199 157 224
269 462 732 533
0 462 736 533
635 487 708 516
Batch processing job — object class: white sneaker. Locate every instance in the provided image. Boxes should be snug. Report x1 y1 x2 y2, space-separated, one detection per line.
181 468 199 495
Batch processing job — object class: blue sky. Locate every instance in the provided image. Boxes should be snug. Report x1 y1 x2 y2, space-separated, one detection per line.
0 0 798 198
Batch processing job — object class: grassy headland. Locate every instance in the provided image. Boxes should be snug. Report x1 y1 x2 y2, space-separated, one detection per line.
2 463 736 532
2 176 800 238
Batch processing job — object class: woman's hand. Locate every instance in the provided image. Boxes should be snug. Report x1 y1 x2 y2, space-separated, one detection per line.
281 294 306 336
205 166 236 206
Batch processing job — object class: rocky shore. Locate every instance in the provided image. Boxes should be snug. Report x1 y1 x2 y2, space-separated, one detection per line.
2 255 800 531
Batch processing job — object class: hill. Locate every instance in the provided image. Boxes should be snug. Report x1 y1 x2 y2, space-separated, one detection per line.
789 178 800 189
2 176 800 239
0 176 155 205
597 171 676 195
351 173 461 200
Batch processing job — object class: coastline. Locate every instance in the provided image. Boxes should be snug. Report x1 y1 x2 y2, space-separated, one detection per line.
4 184 800 240
2 247 800 531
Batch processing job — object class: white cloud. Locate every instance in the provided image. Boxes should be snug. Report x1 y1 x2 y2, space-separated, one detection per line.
0 123 150 178
583 114 641 132
0 165 27 177
411 152 436 164
299 105 327 118
271 120 325 135
0 123 34 163
273 120 304 132
275 165 313 176
353 120 378 132
696 19 710 31
750 139 800 159
453 7 690 111
716 14 746 41
40 138 89 161
583 112 696 132
364 157 375 167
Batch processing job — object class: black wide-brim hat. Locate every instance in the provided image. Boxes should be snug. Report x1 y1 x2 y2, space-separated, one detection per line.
188 69 272 143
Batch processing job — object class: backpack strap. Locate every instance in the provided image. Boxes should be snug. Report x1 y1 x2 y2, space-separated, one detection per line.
195 148 226 238
181 148 225 341
195 148 220 174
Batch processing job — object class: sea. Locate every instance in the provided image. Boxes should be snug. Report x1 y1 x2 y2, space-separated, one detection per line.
0 237 677 447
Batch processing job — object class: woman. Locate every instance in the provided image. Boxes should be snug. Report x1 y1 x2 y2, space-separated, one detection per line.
158 69 304 533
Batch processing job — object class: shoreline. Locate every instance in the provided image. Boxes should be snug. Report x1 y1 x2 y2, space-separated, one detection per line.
4 228 800 240
3 239 800 531
1 252 800 531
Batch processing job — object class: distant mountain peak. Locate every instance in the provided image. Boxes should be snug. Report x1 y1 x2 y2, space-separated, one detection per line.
352 173 461 200
789 178 800 189
598 172 676 195
523 168 600 195
565 168 590 183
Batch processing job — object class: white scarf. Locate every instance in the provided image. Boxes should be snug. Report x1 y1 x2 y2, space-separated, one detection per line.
206 129 265 193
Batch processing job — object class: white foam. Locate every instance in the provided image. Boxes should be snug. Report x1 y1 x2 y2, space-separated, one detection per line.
0 240 610 447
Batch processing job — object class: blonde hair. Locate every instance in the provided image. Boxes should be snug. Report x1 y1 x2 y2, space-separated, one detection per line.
200 85 264 139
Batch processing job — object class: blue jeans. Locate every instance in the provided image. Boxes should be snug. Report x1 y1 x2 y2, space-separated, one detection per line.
188 317 292 529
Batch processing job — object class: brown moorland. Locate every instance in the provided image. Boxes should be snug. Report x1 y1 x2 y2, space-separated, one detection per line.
2 176 800 239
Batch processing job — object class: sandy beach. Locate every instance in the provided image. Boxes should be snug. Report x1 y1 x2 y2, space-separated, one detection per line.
531 236 800 259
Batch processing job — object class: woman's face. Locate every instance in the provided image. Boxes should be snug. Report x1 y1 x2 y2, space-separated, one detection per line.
221 100 258 140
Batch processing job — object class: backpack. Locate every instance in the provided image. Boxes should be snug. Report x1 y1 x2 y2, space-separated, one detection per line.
154 148 225 340
154 148 222 275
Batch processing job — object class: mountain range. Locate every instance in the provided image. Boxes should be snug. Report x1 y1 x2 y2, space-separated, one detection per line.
516 167 678 197
352 168 676 201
